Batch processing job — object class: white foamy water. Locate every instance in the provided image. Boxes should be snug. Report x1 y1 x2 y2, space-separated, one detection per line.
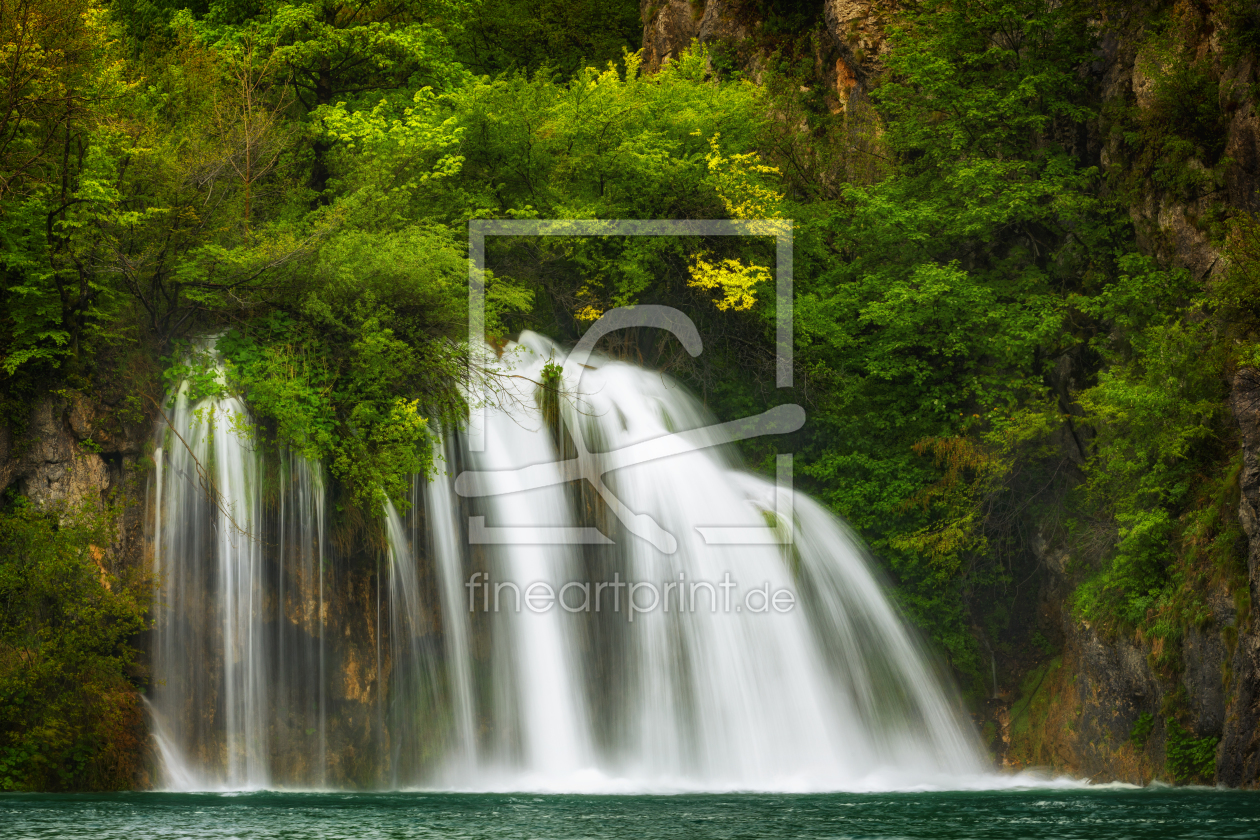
145 332 1077 793
442 332 987 791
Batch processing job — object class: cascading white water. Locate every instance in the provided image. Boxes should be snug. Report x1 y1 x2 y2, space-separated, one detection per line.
274 455 328 787
382 499 441 785
472 381 595 781
444 333 987 791
417 443 477 772
149 342 332 789
149 347 269 789
147 332 993 792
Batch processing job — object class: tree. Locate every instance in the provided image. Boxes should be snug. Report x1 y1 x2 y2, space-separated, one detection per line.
0 497 151 791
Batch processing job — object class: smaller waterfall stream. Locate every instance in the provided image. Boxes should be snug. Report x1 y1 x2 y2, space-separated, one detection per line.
149 341 334 788
150 363 270 789
418 444 477 772
147 333 995 792
383 500 442 786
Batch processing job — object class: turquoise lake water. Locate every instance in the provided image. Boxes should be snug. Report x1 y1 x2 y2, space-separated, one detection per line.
3 789 1259 839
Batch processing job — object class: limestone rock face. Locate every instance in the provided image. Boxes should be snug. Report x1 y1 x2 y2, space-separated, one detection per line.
822 0 895 96
998 367 1260 786
640 0 702 72
639 0 893 106
1129 191 1223 281
639 0 757 73
1 395 114 508
0 388 153 579
11 397 110 509
1223 56 1260 214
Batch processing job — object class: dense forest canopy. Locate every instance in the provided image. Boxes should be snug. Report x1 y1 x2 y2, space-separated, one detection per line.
2 0 1257 788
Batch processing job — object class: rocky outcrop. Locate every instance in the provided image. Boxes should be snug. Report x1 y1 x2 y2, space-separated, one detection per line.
640 0 758 73
1223 56 1260 214
639 0 891 107
0 395 109 509
640 0 703 72
0 389 153 570
1220 367 1260 784
822 0 895 96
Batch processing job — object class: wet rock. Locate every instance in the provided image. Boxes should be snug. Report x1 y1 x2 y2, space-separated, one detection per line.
1183 621 1228 738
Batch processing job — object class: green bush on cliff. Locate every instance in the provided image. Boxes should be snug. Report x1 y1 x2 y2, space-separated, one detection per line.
1070 235 1250 642
1103 4 1230 204
0 496 151 790
208 225 483 514
1165 717 1218 784
1129 712 1155 749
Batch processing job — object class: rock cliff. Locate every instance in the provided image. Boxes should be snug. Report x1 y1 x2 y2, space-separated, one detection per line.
0 387 153 572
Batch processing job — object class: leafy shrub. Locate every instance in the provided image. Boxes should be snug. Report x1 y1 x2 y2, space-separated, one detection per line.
0 496 152 790
1129 711 1154 749
1165 717 1217 784
1106 7 1229 202
1221 0 1260 63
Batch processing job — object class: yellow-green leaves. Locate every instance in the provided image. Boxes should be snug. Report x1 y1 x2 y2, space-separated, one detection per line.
686 255 771 312
320 87 465 214
702 134 783 221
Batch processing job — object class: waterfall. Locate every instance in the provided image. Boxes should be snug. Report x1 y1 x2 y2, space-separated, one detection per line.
149 348 270 789
149 342 332 789
473 380 594 781
447 333 985 790
382 499 440 785
147 333 989 792
418 442 477 772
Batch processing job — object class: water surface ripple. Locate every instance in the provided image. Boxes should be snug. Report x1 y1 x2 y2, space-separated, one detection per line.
4 790 1259 839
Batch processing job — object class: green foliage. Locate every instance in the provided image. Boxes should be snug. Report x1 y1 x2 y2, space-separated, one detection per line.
536 355 564 442
0 197 74 374
770 0 1258 701
437 49 765 221
0 496 152 791
1222 0 1260 63
161 345 230 403
1070 252 1234 637
417 49 771 339
788 0 1108 683
1165 717 1217 784
455 0 640 76
1129 711 1154 749
1104 6 1230 203
0 1 135 380
216 301 443 512
168 1 469 109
